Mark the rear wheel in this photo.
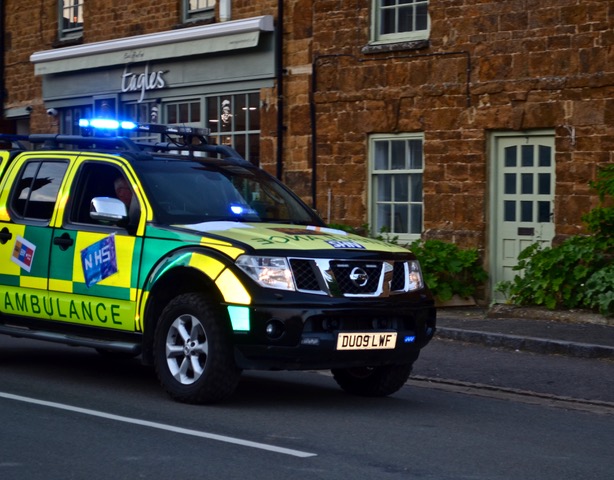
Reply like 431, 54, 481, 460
153, 293, 241, 404
331, 364, 413, 397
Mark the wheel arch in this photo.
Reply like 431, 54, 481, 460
140, 263, 234, 365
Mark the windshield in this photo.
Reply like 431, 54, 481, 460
136, 157, 324, 226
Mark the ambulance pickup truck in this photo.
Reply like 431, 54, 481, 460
0, 122, 436, 404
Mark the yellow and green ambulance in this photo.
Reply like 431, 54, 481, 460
0, 124, 436, 404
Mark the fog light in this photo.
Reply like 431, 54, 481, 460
321, 318, 340, 331
265, 320, 285, 339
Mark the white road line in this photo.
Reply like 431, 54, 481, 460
0, 391, 317, 458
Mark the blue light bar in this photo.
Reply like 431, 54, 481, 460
78, 119, 137, 130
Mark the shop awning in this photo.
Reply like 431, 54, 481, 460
31, 16, 274, 75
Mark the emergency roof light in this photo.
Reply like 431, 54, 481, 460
78, 118, 210, 137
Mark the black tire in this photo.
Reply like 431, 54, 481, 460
331, 364, 413, 397
153, 293, 241, 404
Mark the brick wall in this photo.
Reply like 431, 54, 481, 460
274, 0, 614, 250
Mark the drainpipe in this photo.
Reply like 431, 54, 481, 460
275, 0, 284, 180
219, 0, 231, 22
0, 0, 5, 119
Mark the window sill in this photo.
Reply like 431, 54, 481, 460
52, 36, 83, 49
362, 39, 430, 54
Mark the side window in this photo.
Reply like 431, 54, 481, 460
68, 162, 139, 229
10, 160, 69, 222
371, 0, 430, 44
183, 0, 216, 23
59, 0, 84, 40
369, 134, 424, 242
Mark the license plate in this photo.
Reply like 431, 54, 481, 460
336, 332, 397, 351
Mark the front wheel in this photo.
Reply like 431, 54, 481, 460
331, 364, 413, 397
153, 293, 241, 404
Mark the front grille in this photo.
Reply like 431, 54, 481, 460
290, 259, 320, 291
288, 257, 416, 298
330, 261, 382, 295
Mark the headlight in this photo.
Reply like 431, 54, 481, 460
407, 260, 424, 291
236, 255, 295, 291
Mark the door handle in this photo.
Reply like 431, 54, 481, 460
0, 227, 12, 245
53, 232, 74, 251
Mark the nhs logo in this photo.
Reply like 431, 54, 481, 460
80, 235, 118, 287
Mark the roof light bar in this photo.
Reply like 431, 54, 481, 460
78, 119, 210, 136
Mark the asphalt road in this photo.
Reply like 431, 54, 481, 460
0, 335, 612, 479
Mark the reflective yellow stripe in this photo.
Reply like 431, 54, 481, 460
21, 276, 47, 289
215, 269, 251, 305
49, 278, 73, 292
188, 253, 225, 278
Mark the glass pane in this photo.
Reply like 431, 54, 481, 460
409, 204, 423, 234
374, 142, 389, 170
380, 9, 395, 35
377, 175, 392, 201
398, 5, 413, 32
207, 98, 219, 132
394, 204, 408, 232
521, 145, 534, 167
504, 200, 515, 221
249, 133, 260, 166
408, 139, 423, 169
167, 105, 177, 124
394, 175, 409, 202
415, 3, 428, 30
538, 173, 550, 195
410, 174, 422, 202
504, 173, 516, 194
248, 93, 260, 130
190, 102, 201, 123
504, 146, 517, 167
377, 204, 392, 232
220, 97, 233, 132
538, 145, 551, 167
390, 141, 406, 169
521, 201, 533, 222
538, 201, 551, 223
178, 103, 188, 123
521, 173, 533, 194
235, 95, 247, 131
234, 134, 246, 159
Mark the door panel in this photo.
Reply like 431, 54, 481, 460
492, 134, 555, 301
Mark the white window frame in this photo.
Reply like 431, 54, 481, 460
205, 92, 261, 166
183, 0, 216, 23
59, 0, 84, 40
371, 0, 430, 45
369, 133, 425, 243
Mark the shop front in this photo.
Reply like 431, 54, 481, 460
30, 15, 275, 165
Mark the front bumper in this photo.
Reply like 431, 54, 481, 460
231, 298, 436, 370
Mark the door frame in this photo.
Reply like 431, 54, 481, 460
488, 129, 556, 303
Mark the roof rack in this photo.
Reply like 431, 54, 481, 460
0, 133, 29, 150
1, 123, 250, 165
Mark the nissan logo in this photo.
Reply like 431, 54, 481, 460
349, 267, 369, 287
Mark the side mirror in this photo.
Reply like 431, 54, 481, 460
90, 197, 128, 223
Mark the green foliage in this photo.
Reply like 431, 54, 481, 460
408, 239, 488, 302
499, 164, 614, 316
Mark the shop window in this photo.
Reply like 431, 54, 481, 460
183, 0, 216, 22
205, 93, 261, 166
59, 0, 84, 40
371, 0, 429, 44
60, 106, 93, 135
369, 134, 424, 241
124, 102, 162, 141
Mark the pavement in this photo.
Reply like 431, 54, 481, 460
435, 304, 614, 360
